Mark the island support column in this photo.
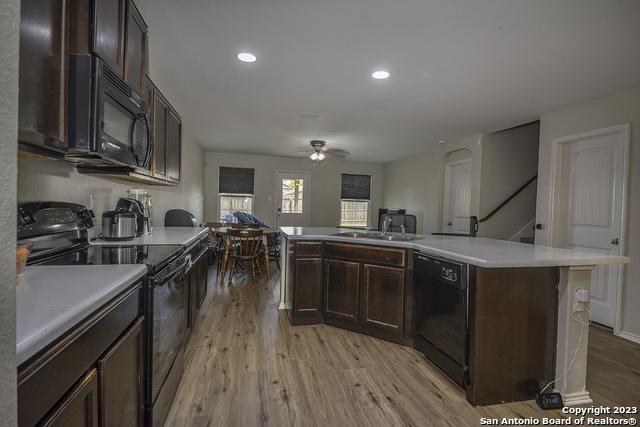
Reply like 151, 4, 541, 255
555, 265, 594, 406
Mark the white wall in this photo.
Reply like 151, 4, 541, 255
477, 122, 540, 239
535, 85, 640, 339
382, 135, 483, 234
0, 0, 19, 423
204, 152, 384, 228
18, 132, 205, 227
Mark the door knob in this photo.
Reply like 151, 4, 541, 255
611, 238, 620, 245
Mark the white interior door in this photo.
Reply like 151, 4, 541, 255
443, 159, 472, 233
564, 129, 626, 327
276, 172, 310, 228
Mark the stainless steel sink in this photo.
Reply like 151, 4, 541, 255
331, 231, 418, 241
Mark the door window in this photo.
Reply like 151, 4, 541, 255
281, 179, 304, 214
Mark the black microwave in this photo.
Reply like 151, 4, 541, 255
66, 54, 151, 170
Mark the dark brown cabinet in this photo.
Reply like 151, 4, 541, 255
148, 81, 182, 183
97, 318, 144, 427
324, 259, 360, 322
361, 264, 405, 333
166, 107, 182, 182
93, 0, 127, 76
187, 249, 209, 329
124, 0, 148, 96
41, 369, 99, 427
152, 91, 168, 179
294, 259, 323, 316
18, 283, 144, 427
18, 0, 69, 152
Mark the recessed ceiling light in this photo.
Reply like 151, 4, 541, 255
237, 52, 257, 63
372, 70, 390, 79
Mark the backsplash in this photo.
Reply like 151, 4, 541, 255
18, 134, 205, 229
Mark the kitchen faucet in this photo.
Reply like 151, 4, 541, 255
381, 216, 392, 235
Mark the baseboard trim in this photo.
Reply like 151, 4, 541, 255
616, 330, 640, 345
561, 390, 593, 406
509, 218, 536, 242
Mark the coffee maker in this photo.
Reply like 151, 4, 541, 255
115, 198, 145, 237
126, 189, 153, 234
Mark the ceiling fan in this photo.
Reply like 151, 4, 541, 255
296, 140, 350, 162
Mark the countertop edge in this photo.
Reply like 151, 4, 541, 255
279, 230, 630, 268
16, 265, 148, 366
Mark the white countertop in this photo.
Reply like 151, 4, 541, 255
279, 227, 630, 268
90, 226, 208, 246
16, 265, 147, 365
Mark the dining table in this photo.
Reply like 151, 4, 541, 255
211, 226, 279, 282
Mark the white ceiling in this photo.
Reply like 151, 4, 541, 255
137, 0, 640, 163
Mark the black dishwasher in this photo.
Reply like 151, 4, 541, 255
414, 252, 469, 386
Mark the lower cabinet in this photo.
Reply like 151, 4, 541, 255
98, 318, 144, 427
41, 369, 99, 427
361, 264, 405, 334
18, 283, 144, 427
324, 259, 360, 322
287, 242, 410, 343
188, 249, 209, 330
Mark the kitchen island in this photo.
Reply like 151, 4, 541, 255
279, 227, 629, 407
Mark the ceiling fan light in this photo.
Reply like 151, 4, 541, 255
309, 152, 319, 161
317, 152, 326, 161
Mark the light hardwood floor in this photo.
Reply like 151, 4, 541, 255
166, 268, 640, 426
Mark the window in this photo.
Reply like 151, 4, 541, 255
281, 178, 304, 214
219, 194, 253, 220
218, 167, 255, 221
340, 174, 371, 227
340, 199, 370, 227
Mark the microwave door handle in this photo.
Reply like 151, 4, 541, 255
141, 114, 152, 168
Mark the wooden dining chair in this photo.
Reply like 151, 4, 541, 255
226, 229, 264, 285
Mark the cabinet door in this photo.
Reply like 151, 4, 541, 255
41, 369, 99, 427
124, 0, 147, 95
152, 93, 168, 178
19, 0, 69, 149
188, 266, 198, 328
294, 258, 323, 316
324, 259, 360, 321
361, 265, 405, 334
97, 318, 144, 427
143, 76, 154, 111
94, 0, 126, 76
197, 255, 208, 308
166, 108, 182, 182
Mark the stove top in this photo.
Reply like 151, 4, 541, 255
31, 244, 184, 273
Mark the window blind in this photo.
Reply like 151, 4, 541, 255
341, 174, 371, 200
219, 167, 255, 194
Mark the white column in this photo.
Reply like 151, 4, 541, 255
555, 265, 594, 405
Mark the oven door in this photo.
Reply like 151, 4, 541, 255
147, 255, 189, 404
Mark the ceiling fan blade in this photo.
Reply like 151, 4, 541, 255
324, 148, 349, 159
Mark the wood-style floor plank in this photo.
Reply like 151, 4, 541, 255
166, 268, 640, 426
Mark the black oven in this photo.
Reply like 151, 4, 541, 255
67, 54, 151, 170
414, 252, 469, 386
145, 252, 190, 427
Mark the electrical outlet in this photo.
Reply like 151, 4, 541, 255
576, 288, 589, 303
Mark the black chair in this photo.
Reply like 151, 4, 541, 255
380, 213, 417, 234
164, 209, 198, 227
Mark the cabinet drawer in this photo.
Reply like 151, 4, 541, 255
324, 243, 405, 267
295, 241, 322, 258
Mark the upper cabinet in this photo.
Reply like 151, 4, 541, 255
18, 0, 69, 152
166, 107, 182, 182
19, 0, 181, 184
93, 0, 127, 77
124, 1, 148, 96
148, 78, 182, 183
